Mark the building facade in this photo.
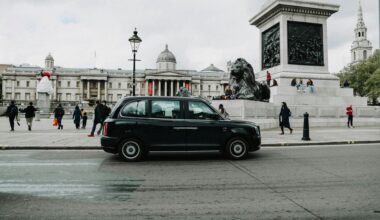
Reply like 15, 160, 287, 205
1, 45, 229, 107
351, 2, 372, 63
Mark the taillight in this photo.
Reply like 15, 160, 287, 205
103, 122, 108, 136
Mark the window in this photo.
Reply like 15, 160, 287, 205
364, 50, 367, 59
188, 101, 216, 120
58, 81, 61, 87
109, 82, 112, 89
118, 83, 121, 89
194, 85, 197, 89
108, 94, 113, 101
117, 94, 122, 100
66, 93, 71, 101
216, 85, 219, 90
26, 81, 30, 87
151, 100, 181, 119
57, 93, 62, 101
25, 93, 31, 100
76, 81, 80, 87
121, 100, 147, 117
6, 93, 11, 99
15, 93, 20, 100
208, 85, 211, 90
67, 81, 71, 87
17, 81, 20, 87
200, 85, 203, 90
358, 32, 361, 37
75, 94, 80, 101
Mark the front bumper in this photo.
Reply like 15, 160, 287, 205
101, 136, 119, 154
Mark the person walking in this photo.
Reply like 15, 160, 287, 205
23, 102, 37, 131
266, 71, 271, 86
72, 105, 81, 129
54, 104, 65, 130
88, 101, 103, 137
81, 109, 88, 129
346, 105, 354, 128
5, 100, 18, 131
97, 101, 111, 135
218, 104, 229, 119
279, 102, 293, 135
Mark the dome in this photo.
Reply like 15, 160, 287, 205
45, 53, 54, 61
156, 45, 176, 63
201, 64, 223, 72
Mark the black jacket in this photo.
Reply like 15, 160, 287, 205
54, 107, 65, 118
24, 106, 37, 118
6, 104, 18, 117
279, 107, 291, 128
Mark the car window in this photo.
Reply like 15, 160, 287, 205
120, 100, 147, 117
188, 101, 216, 120
151, 100, 182, 119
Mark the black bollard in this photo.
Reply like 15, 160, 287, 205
302, 112, 311, 141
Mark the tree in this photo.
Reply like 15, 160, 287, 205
337, 50, 380, 103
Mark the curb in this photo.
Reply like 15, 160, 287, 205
1, 140, 379, 150
261, 140, 380, 147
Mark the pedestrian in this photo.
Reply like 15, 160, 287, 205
307, 79, 315, 93
346, 104, 354, 128
296, 79, 305, 92
5, 100, 19, 131
266, 71, 271, 86
271, 79, 278, 87
22, 102, 37, 131
279, 102, 293, 135
72, 105, 81, 129
97, 101, 111, 135
218, 104, 229, 119
82, 112, 88, 129
291, 78, 297, 87
88, 100, 103, 137
343, 80, 350, 88
54, 104, 65, 130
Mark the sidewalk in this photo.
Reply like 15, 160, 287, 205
0, 117, 379, 149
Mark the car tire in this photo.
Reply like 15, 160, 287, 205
225, 137, 248, 160
118, 139, 144, 162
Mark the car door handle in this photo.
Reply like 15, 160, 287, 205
173, 127, 198, 130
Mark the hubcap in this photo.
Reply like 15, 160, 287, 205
230, 140, 246, 157
122, 141, 140, 159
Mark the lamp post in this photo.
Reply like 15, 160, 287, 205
128, 28, 142, 96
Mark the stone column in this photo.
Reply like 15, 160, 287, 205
97, 81, 101, 100
80, 80, 84, 102
54, 78, 58, 100
158, 80, 161, 96
170, 81, 173, 96
188, 81, 191, 94
145, 80, 149, 96
104, 81, 108, 101
152, 80, 156, 96
87, 80, 90, 99
199, 82, 201, 96
164, 80, 167, 96
11, 80, 15, 100
176, 81, 179, 92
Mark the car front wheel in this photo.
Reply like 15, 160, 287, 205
225, 137, 248, 160
119, 139, 144, 162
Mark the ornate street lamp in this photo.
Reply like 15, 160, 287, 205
128, 28, 142, 96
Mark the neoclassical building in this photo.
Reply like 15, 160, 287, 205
351, 2, 372, 63
1, 45, 229, 107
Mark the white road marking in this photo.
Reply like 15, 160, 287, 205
0, 162, 98, 167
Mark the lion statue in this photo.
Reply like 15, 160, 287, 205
229, 58, 270, 101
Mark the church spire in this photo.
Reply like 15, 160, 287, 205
356, 1, 366, 30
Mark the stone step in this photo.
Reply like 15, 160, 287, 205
270, 86, 354, 96
271, 94, 367, 106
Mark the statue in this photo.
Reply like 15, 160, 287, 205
229, 58, 270, 101
36, 71, 54, 114
176, 87, 190, 97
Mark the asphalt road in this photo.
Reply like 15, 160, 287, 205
0, 144, 379, 220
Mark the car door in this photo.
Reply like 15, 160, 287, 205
147, 99, 187, 151
185, 100, 223, 151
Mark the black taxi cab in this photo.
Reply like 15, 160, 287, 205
101, 97, 261, 161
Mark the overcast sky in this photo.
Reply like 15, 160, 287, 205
0, 0, 378, 73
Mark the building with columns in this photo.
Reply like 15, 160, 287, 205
1, 45, 229, 107
351, 1, 372, 63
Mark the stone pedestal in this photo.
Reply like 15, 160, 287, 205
249, 0, 368, 107
37, 92, 51, 114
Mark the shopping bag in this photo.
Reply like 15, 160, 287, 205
53, 118, 58, 126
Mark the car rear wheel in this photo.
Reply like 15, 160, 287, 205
225, 137, 248, 160
118, 139, 144, 162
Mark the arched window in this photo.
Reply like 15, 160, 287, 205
362, 32, 364, 37
363, 50, 367, 59
358, 32, 361, 37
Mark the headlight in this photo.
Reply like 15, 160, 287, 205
254, 126, 260, 137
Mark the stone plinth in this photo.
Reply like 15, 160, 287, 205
36, 92, 51, 114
